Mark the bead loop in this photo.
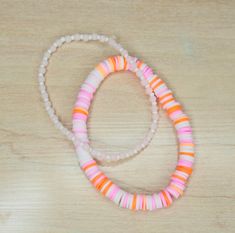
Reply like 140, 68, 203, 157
38, 33, 159, 162
73, 55, 195, 211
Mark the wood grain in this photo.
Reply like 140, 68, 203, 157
0, 0, 234, 232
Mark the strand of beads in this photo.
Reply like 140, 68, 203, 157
73, 55, 195, 211
73, 55, 159, 161
38, 33, 158, 162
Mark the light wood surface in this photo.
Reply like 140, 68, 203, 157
0, 1, 235, 232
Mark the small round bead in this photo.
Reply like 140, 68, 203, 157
92, 33, 98, 40
83, 34, 89, 41
74, 34, 80, 40
65, 36, 71, 43
70, 35, 75, 41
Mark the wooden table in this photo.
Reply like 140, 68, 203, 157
0, 1, 234, 232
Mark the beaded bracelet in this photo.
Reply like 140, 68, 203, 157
38, 33, 158, 162
73, 55, 194, 211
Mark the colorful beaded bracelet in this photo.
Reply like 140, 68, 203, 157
73, 55, 195, 211
38, 33, 158, 162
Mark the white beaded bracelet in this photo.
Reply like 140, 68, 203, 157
38, 33, 159, 162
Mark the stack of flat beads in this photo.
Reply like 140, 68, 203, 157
73, 55, 194, 211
